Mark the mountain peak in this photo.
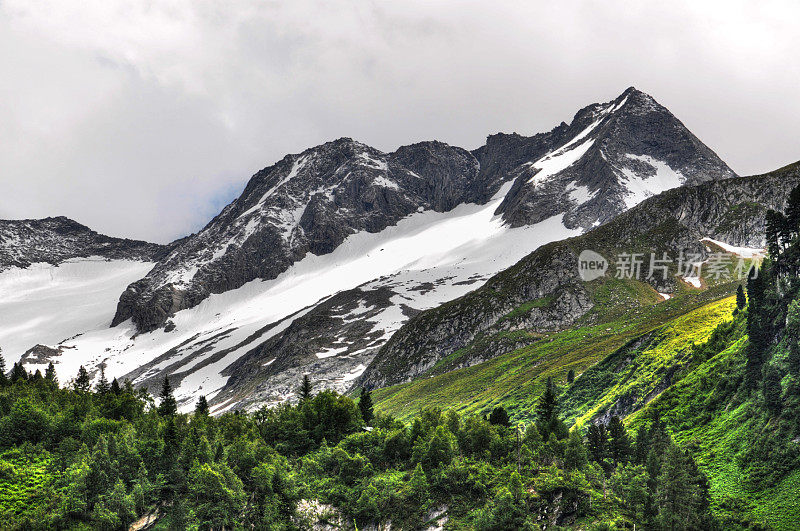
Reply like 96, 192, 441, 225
618, 85, 660, 109
495, 86, 736, 229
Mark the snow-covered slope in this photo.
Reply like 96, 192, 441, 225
47, 183, 580, 411
0, 258, 155, 366
112, 139, 487, 333
6, 87, 738, 412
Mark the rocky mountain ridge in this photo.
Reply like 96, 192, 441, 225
112, 87, 735, 335
495, 87, 736, 229
112, 138, 489, 332
0, 216, 168, 270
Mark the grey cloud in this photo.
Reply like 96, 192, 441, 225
1, 0, 798, 243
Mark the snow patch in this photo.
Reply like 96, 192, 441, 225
568, 184, 595, 204
522, 94, 635, 187
316, 345, 349, 359
682, 276, 702, 288
358, 152, 388, 171
527, 137, 595, 185
618, 154, 683, 208
372, 175, 400, 190
341, 364, 366, 382
700, 238, 765, 258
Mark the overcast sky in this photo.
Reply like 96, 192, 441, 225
2, 1, 798, 243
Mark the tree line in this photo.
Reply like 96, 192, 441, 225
0, 359, 715, 529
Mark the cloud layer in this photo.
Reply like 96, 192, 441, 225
2, 0, 798, 243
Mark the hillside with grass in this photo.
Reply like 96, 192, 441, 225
370, 180, 800, 528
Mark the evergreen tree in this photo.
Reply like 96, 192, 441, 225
685, 449, 713, 521
567, 369, 575, 384
786, 184, 800, 232
634, 424, 650, 464
95, 365, 110, 395
788, 299, 800, 374
0, 351, 7, 385
158, 376, 178, 417
44, 361, 57, 384
358, 388, 374, 425
736, 284, 747, 310
535, 378, 568, 440
110, 377, 121, 395
488, 406, 510, 427
298, 374, 313, 402
74, 365, 91, 392
645, 448, 661, 493
564, 429, 588, 470
586, 423, 608, 463
536, 377, 558, 423
763, 367, 783, 414
195, 395, 210, 416
608, 415, 632, 466
765, 209, 785, 260
535, 377, 558, 438
745, 265, 768, 389
10, 362, 28, 383
656, 444, 695, 531
647, 413, 671, 458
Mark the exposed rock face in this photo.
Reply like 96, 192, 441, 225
0, 216, 167, 270
494, 87, 737, 229
112, 139, 487, 332
19, 344, 64, 366
358, 163, 800, 389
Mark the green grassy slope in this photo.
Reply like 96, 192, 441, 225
626, 327, 800, 529
566, 296, 737, 427
373, 284, 737, 423
369, 164, 800, 527
374, 290, 800, 527
372, 283, 800, 527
